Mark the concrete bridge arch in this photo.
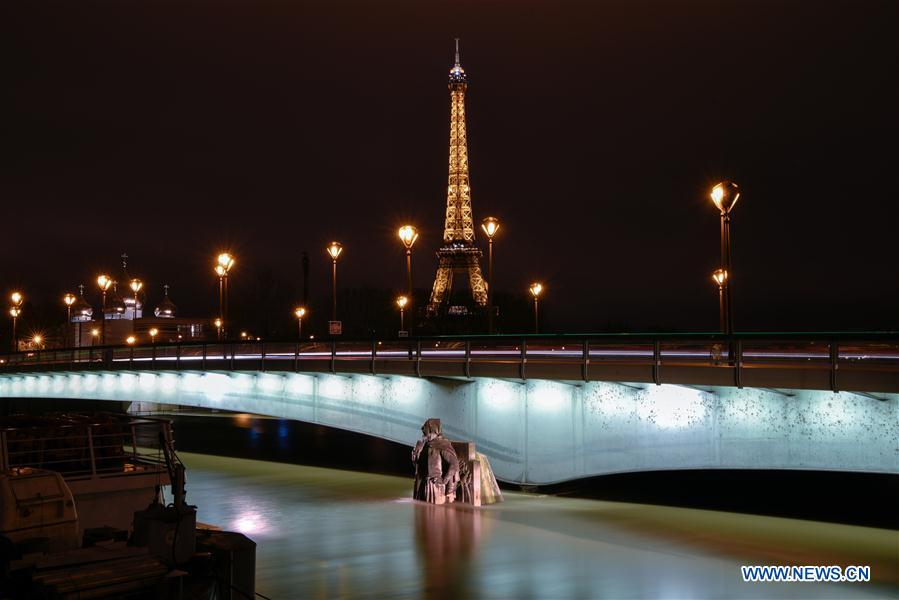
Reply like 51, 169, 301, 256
1, 370, 896, 484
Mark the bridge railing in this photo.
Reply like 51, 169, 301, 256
1, 333, 898, 393
0, 414, 173, 480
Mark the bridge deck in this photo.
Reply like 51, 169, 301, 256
2, 334, 898, 393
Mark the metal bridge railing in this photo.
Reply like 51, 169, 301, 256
0, 414, 173, 478
1, 333, 898, 393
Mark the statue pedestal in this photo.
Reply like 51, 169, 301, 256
451, 441, 503, 506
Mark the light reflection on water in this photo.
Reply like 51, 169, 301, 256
180, 452, 896, 599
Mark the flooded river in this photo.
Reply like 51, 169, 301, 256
180, 450, 898, 599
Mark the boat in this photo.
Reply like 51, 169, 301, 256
0, 413, 255, 599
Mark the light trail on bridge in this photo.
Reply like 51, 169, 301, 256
4, 333, 899, 394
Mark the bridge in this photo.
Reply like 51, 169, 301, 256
1, 333, 897, 484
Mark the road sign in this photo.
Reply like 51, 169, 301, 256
328, 321, 342, 335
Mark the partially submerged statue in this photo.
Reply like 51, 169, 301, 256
412, 418, 503, 506
412, 418, 460, 504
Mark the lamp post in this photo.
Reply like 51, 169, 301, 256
294, 307, 306, 340
90, 328, 100, 347
326, 242, 343, 328
63, 292, 76, 348
215, 253, 235, 339
9, 292, 24, 352
710, 181, 741, 335
396, 295, 408, 332
63, 293, 76, 322
481, 217, 500, 333
398, 225, 418, 330
214, 318, 223, 340
129, 278, 143, 321
126, 335, 136, 346
149, 328, 159, 345
529, 282, 543, 334
97, 274, 112, 344
32, 334, 44, 350
711, 269, 728, 333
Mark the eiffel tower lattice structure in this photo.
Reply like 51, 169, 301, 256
428, 40, 488, 315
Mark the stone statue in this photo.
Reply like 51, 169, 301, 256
412, 418, 460, 504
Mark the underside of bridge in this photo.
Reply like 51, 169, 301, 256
1, 370, 896, 484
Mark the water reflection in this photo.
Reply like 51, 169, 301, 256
414, 502, 485, 598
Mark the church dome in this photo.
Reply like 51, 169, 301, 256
72, 294, 93, 321
105, 285, 127, 316
154, 285, 177, 318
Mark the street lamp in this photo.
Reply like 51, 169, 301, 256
97, 274, 112, 344
149, 327, 159, 345
126, 335, 136, 345
128, 278, 143, 320
396, 295, 408, 332
481, 217, 500, 333
711, 269, 728, 332
326, 242, 343, 328
32, 334, 44, 349
294, 307, 307, 340
63, 293, 76, 321
398, 225, 418, 330
90, 328, 100, 346
529, 282, 543, 334
214, 318, 223, 340
710, 181, 741, 334
9, 292, 24, 352
63, 292, 77, 348
215, 252, 235, 339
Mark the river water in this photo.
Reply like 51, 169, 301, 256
171, 417, 898, 599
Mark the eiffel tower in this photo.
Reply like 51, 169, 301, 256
428, 40, 488, 315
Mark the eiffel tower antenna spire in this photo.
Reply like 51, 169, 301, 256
428, 40, 488, 315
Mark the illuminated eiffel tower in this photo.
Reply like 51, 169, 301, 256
428, 40, 488, 315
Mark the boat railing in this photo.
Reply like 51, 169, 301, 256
0, 414, 173, 480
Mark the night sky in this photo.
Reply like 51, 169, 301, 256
3, 1, 897, 336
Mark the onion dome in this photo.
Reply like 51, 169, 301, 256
106, 283, 127, 316
154, 285, 177, 318
72, 289, 93, 322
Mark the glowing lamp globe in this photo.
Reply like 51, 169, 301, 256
711, 181, 741, 214
398, 226, 419, 249
326, 242, 343, 260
